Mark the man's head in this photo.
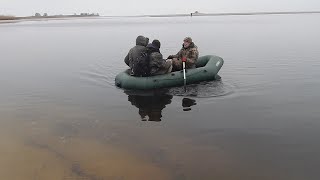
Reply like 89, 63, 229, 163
136, 35, 149, 46
183, 37, 192, 48
152, 39, 161, 49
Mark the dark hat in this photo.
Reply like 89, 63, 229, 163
152, 39, 161, 49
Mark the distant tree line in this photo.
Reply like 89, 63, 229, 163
34, 13, 99, 17
0, 15, 16, 20
79, 13, 99, 16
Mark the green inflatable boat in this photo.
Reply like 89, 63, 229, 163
115, 55, 224, 90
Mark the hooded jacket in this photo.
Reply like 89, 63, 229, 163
124, 36, 149, 69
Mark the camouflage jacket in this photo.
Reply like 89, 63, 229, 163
146, 44, 166, 75
172, 42, 199, 68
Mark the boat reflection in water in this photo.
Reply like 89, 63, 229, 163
125, 89, 198, 121
125, 90, 173, 122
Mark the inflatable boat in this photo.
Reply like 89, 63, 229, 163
115, 55, 224, 90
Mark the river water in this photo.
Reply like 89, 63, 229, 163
1, 14, 320, 180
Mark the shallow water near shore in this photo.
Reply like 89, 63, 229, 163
1, 14, 320, 180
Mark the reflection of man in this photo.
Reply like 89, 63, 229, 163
127, 93, 173, 122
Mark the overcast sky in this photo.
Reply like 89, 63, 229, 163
1, 0, 320, 16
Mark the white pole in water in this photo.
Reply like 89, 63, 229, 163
182, 58, 187, 92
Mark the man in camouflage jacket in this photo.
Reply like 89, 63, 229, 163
168, 37, 199, 71
124, 35, 149, 73
147, 39, 172, 76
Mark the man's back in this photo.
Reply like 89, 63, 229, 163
124, 35, 149, 75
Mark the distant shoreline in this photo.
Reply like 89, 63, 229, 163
0, 14, 99, 23
1, 11, 320, 23
147, 11, 320, 17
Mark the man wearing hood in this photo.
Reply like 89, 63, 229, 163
147, 39, 172, 76
168, 37, 199, 71
124, 35, 149, 74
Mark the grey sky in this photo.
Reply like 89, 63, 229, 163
1, 0, 320, 16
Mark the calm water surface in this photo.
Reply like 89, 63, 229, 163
1, 14, 320, 180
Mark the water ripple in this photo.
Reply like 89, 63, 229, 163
79, 61, 123, 88
168, 79, 235, 98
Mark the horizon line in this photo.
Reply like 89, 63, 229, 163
2, 10, 320, 17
